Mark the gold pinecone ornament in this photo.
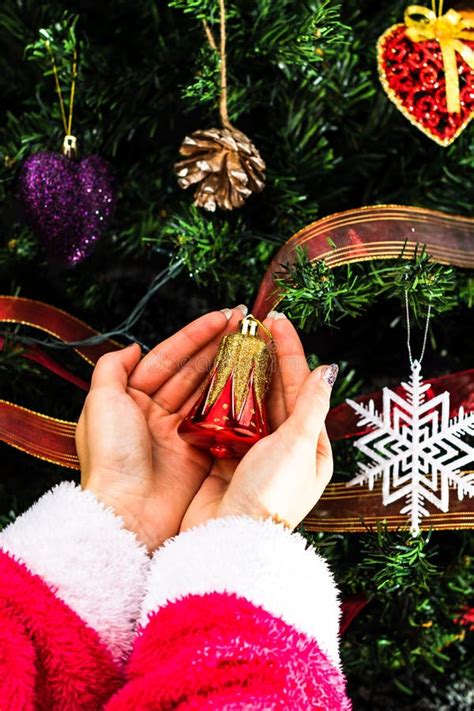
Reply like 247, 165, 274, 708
175, 127, 266, 212
174, 0, 266, 212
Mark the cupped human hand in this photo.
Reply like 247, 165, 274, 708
77, 306, 246, 552
180, 314, 336, 532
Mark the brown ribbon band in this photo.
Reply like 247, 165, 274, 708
305, 480, 474, 532
252, 204, 474, 318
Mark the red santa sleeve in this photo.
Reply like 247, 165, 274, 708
106, 515, 352, 710
0, 481, 150, 710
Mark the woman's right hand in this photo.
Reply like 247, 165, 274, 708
180, 315, 337, 532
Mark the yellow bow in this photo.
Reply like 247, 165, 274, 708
404, 6, 474, 114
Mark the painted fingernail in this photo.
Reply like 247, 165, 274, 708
220, 308, 232, 320
273, 311, 287, 320
322, 363, 339, 388
235, 304, 248, 316
266, 310, 278, 319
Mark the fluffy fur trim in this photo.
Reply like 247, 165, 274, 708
0, 481, 149, 665
141, 515, 342, 667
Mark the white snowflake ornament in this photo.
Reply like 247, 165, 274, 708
347, 360, 474, 534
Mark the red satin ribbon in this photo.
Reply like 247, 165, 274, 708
0, 337, 89, 392
0, 399, 78, 469
0, 296, 122, 467
252, 204, 474, 318
0, 296, 121, 365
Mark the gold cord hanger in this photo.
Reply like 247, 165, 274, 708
46, 41, 78, 158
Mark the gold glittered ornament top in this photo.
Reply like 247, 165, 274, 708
206, 314, 272, 414
174, 0, 266, 211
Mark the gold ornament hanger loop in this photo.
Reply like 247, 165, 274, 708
239, 314, 273, 342
46, 41, 78, 157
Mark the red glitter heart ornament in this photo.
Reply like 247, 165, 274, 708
377, 22, 474, 146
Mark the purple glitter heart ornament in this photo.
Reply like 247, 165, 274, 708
20, 151, 116, 266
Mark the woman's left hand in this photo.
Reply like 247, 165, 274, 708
178, 314, 334, 532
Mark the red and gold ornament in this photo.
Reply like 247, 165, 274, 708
178, 314, 273, 459
377, 4, 474, 146
174, 0, 266, 211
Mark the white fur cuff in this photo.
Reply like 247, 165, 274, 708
0, 481, 149, 666
141, 516, 342, 667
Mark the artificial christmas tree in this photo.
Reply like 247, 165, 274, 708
0, 1, 473, 708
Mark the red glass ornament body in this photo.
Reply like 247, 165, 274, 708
178, 316, 272, 459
